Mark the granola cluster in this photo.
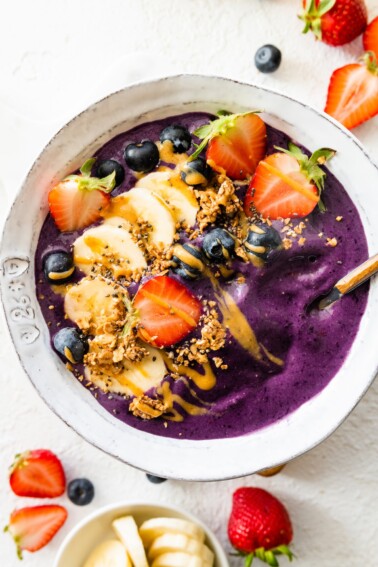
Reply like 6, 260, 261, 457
195, 177, 242, 231
165, 302, 227, 372
129, 395, 169, 420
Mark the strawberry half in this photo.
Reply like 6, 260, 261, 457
300, 0, 367, 46
9, 449, 66, 498
192, 111, 267, 180
48, 158, 115, 232
363, 16, 378, 58
5, 505, 67, 559
245, 143, 335, 220
228, 487, 293, 567
324, 52, 378, 129
134, 275, 202, 347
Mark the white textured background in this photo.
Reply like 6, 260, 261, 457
1, 1, 378, 566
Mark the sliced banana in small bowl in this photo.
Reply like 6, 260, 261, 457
53, 502, 229, 567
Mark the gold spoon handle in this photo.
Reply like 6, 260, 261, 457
336, 253, 378, 295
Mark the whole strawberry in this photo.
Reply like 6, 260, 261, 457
300, 0, 367, 46
228, 487, 294, 566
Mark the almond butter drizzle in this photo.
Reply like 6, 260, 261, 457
163, 353, 216, 391
157, 381, 208, 422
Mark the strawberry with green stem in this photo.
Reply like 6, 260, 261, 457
244, 143, 335, 220
48, 157, 116, 232
299, 0, 367, 46
228, 487, 294, 567
192, 111, 267, 180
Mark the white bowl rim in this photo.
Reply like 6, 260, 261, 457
53, 499, 230, 567
1, 73, 377, 481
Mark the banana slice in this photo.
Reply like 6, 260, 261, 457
64, 276, 128, 335
104, 216, 132, 231
83, 539, 131, 567
136, 171, 198, 227
112, 516, 149, 567
148, 533, 214, 565
139, 518, 205, 549
73, 224, 147, 279
84, 344, 166, 397
104, 188, 176, 248
151, 552, 204, 567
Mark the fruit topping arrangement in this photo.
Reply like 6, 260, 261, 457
5, 448, 95, 558
83, 514, 215, 567
228, 487, 294, 567
34, 102, 371, 440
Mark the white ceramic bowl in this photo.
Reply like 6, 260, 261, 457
53, 501, 229, 567
1, 75, 378, 480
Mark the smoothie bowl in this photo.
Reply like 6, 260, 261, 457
1, 75, 378, 480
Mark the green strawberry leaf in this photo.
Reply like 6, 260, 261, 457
66, 157, 116, 194
265, 550, 279, 567
299, 0, 335, 38
316, 0, 336, 17
361, 51, 378, 75
275, 545, 295, 561
191, 110, 261, 160
80, 157, 97, 177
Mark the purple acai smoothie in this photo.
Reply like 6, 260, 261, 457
35, 112, 368, 440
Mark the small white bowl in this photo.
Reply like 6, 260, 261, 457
53, 501, 229, 567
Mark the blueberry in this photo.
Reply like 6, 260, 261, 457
244, 223, 282, 261
68, 478, 95, 506
146, 474, 167, 484
43, 251, 74, 284
124, 141, 159, 173
181, 157, 213, 187
53, 327, 88, 364
171, 243, 205, 280
202, 228, 235, 264
96, 159, 125, 187
255, 45, 282, 73
160, 124, 192, 154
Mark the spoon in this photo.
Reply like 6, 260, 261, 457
314, 253, 378, 310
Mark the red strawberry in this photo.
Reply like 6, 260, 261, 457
9, 449, 66, 498
300, 0, 367, 46
324, 53, 378, 129
193, 111, 267, 180
5, 505, 67, 559
363, 17, 378, 59
363, 16, 378, 59
134, 275, 202, 347
228, 487, 293, 566
48, 158, 115, 232
245, 143, 335, 220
